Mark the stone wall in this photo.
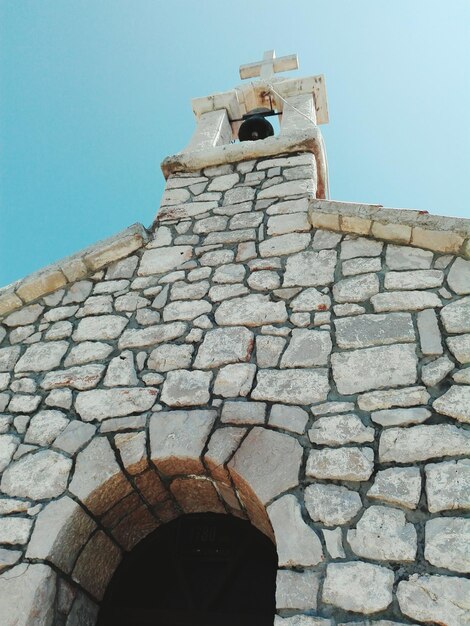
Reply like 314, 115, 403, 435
0, 152, 469, 625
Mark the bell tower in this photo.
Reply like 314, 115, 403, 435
160, 49, 329, 200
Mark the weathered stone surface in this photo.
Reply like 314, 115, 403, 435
193, 216, 228, 234
0, 516, 33, 544
15, 341, 68, 372
268, 494, 323, 567
275, 617, 331, 626
440, 296, 470, 333
215, 294, 287, 327
228, 427, 302, 504
0, 346, 21, 371
247, 270, 280, 291
333, 273, 379, 303
72, 530, 122, 600
0, 548, 21, 572
114, 431, 147, 474
426, 459, 470, 513
371, 407, 430, 427
322, 562, 394, 613
275, 570, 320, 611
280, 329, 331, 368
103, 352, 138, 387
64, 341, 113, 367
42, 364, 105, 390
348, 505, 417, 561
447, 333, 470, 363
309, 414, 374, 445
417, 308, 443, 355
255, 335, 286, 368
342, 256, 381, 276
0, 434, 19, 472
259, 233, 310, 259
284, 250, 337, 286
340, 237, 382, 260
163, 299, 212, 322
385, 269, 443, 290
148, 344, 193, 372
251, 368, 329, 405
8, 394, 41, 413
138, 246, 193, 275
194, 327, 254, 368
371, 291, 441, 312
386, 244, 433, 269
221, 400, 266, 424
368, 467, 421, 509
335, 313, 414, 349
1, 450, 72, 499
453, 368, 470, 384
75, 388, 157, 421
267, 212, 310, 236
307, 447, 374, 481
0, 563, 56, 626
161, 370, 212, 407
269, 404, 308, 434
53, 421, 96, 455
208, 283, 249, 301
291, 287, 330, 312
311, 401, 356, 415
26, 496, 96, 572
25, 410, 69, 445
358, 386, 430, 411
447, 257, 470, 294
45, 320, 73, 340
118, 322, 186, 349
73, 315, 128, 342
150, 410, 216, 475
66, 592, 99, 626
213, 363, 256, 397
44, 304, 78, 322
425, 517, 470, 573
305, 483, 362, 526
397, 574, 470, 624
322, 527, 345, 559
433, 385, 470, 423
332, 343, 417, 394
380, 424, 470, 463
3, 304, 44, 327
421, 355, 454, 386
212, 264, 245, 284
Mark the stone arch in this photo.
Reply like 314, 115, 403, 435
12, 413, 316, 625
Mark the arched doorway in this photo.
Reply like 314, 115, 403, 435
97, 512, 278, 626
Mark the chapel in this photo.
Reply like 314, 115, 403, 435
0, 50, 469, 625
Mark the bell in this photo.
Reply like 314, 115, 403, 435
238, 115, 274, 142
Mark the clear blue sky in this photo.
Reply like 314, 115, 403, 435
1, 0, 469, 286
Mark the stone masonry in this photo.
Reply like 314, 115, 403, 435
0, 152, 469, 625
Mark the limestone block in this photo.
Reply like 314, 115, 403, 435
228, 427, 302, 504
368, 467, 421, 509
150, 410, 216, 475
72, 315, 128, 342
0, 516, 32, 544
304, 483, 362, 526
275, 570, 320, 610
0, 563, 56, 626
433, 385, 470, 423
0, 346, 21, 371
257, 178, 314, 199
194, 327, 254, 369
447, 334, 470, 363
193, 215, 228, 234
251, 368, 329, 405
15, 340, 68, 372
269, 405, 308, 434
255, 335, 286, 368
212, 264, 246, 286
114, 292, 149, 312
280, 329, 331, 368
309, 414, 374, 445
331, 343, 417, 394
138, 246, 193, 275
3, 303, 44, 327
200, 249, 235, 266
440, 296, 470, 333
215, 294, 287, 327
417, 308, 443, 355
44, 304, 79, 322
322, 527, 345, 559
358, 386, 430, 411
221, 400, 266, 424
16, 269, 67, 303
447, 257, 470, 294
379, 424, 470, 463
163, 299, 212, 322
63, 341, 112, 367
170, 477, 225, 515
203, 228, 256, 246
348, 505, 417, 561
0, 373, 10, 391
371, 407, 431, 427
333, 303, 366, 316
311, 401, 356, 415
385, 244, 433, 269
322, 562, 394, 613
45, 320, 73, 340
25, 410, 69, 445
160, 369, 212, 407
342, 256, 382, 276
75, 387, 157, 421
284, 250, 337, 286
118, 322, 186, 349
106, 255, 139, 279
340, 237, 383, 260
72, 530, 122, 600
371, 291, 441, 312
425, 517, 470, 573
425, 460, 470, 512
267, 213, 310, 236
76, 295, 113, 317
1, 450, 72, 499
335, 312, 414, 349
208, 283, 249, 301
453, 368, 470, 384
291, 287, 330, 312
307, 447, 374, 481
371, 220, 412, 244
411, 226, 464, 254
259, 233, 310, 258
223, 186, 255, 205
103, 352, 138, 386
268, 494, 323, 567
397, 574, 470, 624
311, 230, 342, 250
8, 394, 41, 413
148, 344, 193, 372
0, 290, 22, 317
213, 363, 256, 397
62, 280, 93, 304
114, 431, 147, 475
0, 434, 19, 472
0, 548, 21, 573
333, 273, 379, 303
204, 426, 246, 480
385, 269, 443, 290
421, 355, 454, 386
53, 421, 96, 455
42, 364, 106, 390
161, 187, 191, 205
247, 270, 280, 291
26, 496, 96, 573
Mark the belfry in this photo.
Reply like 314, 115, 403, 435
0, 51, 469, 625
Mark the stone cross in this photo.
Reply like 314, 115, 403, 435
239, 49, 299, 81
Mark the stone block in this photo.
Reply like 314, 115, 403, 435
215, 294, 287, 326
447, 257, 470, 294
335, 312, 414, 349
221, 400, 266, 424
447, 333, 470, 363
385, 244, 433, 269
268, 404, 308, 434
384, 269, 443, 290
417, 308, 443, 355
433, 385, 470, 423
379, 424, 470, 463
305, 483, 362, 526
368, 467, 421, 509
15, 341, 68, 372
425, 460, 470, 512
283, 250, 337, 286
259, 233, 311, 258
440, 295, 470, 333
72, 531, 122, 600
119, 322, 187, 349
138, 246, 193, 275
148, 344, 194, 372
411, 226, 464, 254
1, 450, 72, 500
251, 368, 329, 405
371, 291, 441, 312
213, 363, 256, 397
371, 407, 430, 427
75, 388, 157, 421
358, 386, 430, 411
309, 414, 374, 445
161, 369, 212, 407
425, 517, 470, 573
275, 570, 320, 610
0, 563, 56, 626
16, 269, 67, 303
306, 447, 374, 481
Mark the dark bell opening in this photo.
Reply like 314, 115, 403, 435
238, 115, 275, 142
97, 513, 278, 626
